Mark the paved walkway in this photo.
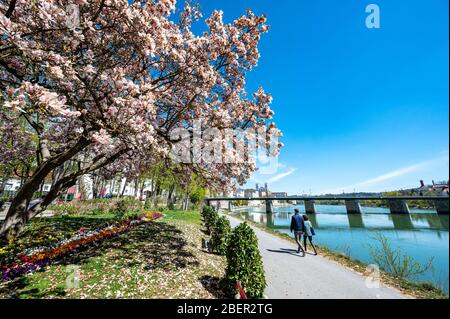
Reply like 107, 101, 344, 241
0, 203, 9, 220
226, 214, 408, 299
0, 204, 56, 221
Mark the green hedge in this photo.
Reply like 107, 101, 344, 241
201, 205, 218, 234
211, 216, 232, 255
222, 222, 266, 298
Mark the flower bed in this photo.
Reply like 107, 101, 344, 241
1, 212, 162, 282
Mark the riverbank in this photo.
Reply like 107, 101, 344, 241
225, 211, 448, 299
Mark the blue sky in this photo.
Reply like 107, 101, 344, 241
186, 0, 449, 195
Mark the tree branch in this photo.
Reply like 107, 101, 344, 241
4, 0, 16, 18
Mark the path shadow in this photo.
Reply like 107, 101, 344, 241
0, 276, 67, 299
279, 248, 298, 252
55, 221, 199, 270
266, 248, 305, 257
199, 275, 226, 298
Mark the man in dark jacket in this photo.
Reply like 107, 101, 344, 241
290, 208, 306, 254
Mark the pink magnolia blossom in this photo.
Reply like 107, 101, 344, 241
0, 0, 282, 237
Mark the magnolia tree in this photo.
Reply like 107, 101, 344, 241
0, 0, 282, 239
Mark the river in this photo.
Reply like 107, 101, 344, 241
234, 204, 449, 294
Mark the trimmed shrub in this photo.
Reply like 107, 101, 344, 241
48, 199, 116, 215
201, 205, 213, 220
167, 202, 175, 210
114, 199, 128, 219
211, 216, 232, 255
222, 222, 266, 298
201, 205, 218, 234
113, 197, 142, 219
91, 206, 105, 215
144, 197, 152, 210
53, 202, 78, 215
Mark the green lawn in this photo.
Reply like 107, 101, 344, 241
0, 209, 226, 299
161, 210, 202, 225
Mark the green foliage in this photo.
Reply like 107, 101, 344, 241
144, 197, 152, 210
114, 197, 143, 219
189, 187, 206, 207
167, 201, 175, 210
368, 232, 434, 280
48, 199, 113, 215
222, 222, 266, 298
50, 202, 79, 215
211, 216, 232, 255
201, 205, 218, 234
163, 210, 202, 225
47, 198, 144, 218
91, 206, 105, 215
232, 200, 249, 207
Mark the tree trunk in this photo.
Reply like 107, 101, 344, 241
183, 194, 189, 210
153, 182, 161, 208
0, 139, 125, 239
139, 179, 146, 201
121, 177, 128, 197
166, 185, 175, 207
134, 178, 139, 198
0, 173, 77, 240
111, 177, 116, 197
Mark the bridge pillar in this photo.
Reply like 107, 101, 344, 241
304, 200, 317, 214
387, 199, 410, 214
347, 214, 365, 228
434, 198, 449, 215
205, 199, 211, 207
266, 211, 275, 228
265, 200, 274, 214
345, 200, 362, 214
390, 213, 414, 230
438, 215, 449, 231
309, 213, 319, 228
228, 201, 233, 212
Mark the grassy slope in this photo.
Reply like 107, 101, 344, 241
0, 210, 226, 299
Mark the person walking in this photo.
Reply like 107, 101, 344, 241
290, 208, 306, 255
302, 215, 317, 255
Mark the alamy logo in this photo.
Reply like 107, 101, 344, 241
366, 4, 381, 29
365, 264, 381, 289
65, 265, 81, 289
66, 4, 80, 30
169, 119, 280, 175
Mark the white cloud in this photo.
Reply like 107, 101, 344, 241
323, 155, 449, 194
267, 168, 297, 184
247, 165, 297, 186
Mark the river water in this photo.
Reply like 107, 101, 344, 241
234, 204, 449, 294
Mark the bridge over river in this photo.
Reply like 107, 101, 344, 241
205, 196, 449, 215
